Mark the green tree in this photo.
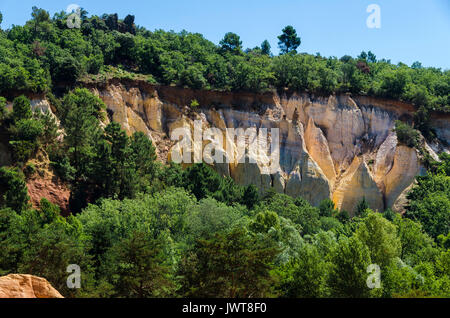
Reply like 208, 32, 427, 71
18, 217, 90, 297
0, 167, 30, 212
367, 51, 377, 63
355, 212, 401, 267
249, 210, 303, 264
219, 32, 242, 54
278, 25, 301, 54
29, 7, 52, 39
43, 44, 82, 84
7, 102, 44, 162
60, 88, 105, 211
180, 64, 207, 89
328, 236, 372, 298
319, 199, 337, 217
358, 51, 368, 61
183, 163, 222, 200
106, 231, 174, 298
394, 120, 420, 148
61, 88, 104, 177
12, 95, 33, 121
261, 40, 271, 55
104, 13, 119, 31
405, 166, 450, 239
394, 217, 434, 265
123, 14, 136, 34
337, 210, 350, 223
78, 188, 195, 267
250, 210, 280, 234
281, 244, 329, 297
255, 194, 320, 235
383, 208, 396, 221
382, 259, 422, 297
179, 228, 279, 297
10, 118, 44, 142
159, 162, 184, 188
0, 209, 42, 274
186, 197, 244, 242
114, 32, 136, 62
38, 198, 59, 224
379, 67, 409, 99
242, 184, 259, 210
230, 54, 274, 92
129, 131, 157, 188
355, 197, 370, 217
93, 122, 134, 200
212, 176, 243, 206
35, 110, 60, 149
407, 191, 450, 239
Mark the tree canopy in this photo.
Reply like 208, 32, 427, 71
0, 7, 449, 299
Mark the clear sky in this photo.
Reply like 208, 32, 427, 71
0, 0, 449, 69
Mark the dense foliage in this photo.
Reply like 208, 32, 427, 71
0, 7, 449, 299
0, 158, 449, 297
0, 94, 449, 298
0, 8, 448, 137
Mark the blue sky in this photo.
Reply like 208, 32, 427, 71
0, 0, 449, 69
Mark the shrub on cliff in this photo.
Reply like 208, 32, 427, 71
394, 120, 420, 148
7, 96, 46, 163
12, 95, 32, 122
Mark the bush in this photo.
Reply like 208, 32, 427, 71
180, 65, 207, 89
9, 140, 38, 163
190, 99, 199, 108
23, 162, 36, 177
12, 95, 33, 121
12, 118, 44, 141
394, 121, 420, 148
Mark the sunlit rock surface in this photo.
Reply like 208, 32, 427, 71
0, 274, 63, 298
86, 81, 449, 212
23, 79, 448, 213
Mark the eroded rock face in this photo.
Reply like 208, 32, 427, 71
84, 81, 449, 212
384, 146, 422, 209
431, 113, 450, 143
20, 80, 446, 213
24, 151, 71, 215
332, 158, 384, 214
285, 152, 331, 206
0, 274, 63, 298
91, 86, 156, 144
304, 118, 336, 187
373, 132, 398, 186
27, 176, 70, 215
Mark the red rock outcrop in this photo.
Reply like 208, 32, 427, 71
27, 176, 70, 215
0, 274, 63, 298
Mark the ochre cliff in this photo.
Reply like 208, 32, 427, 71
21, 79, 450, 214
0, 274, 63, 298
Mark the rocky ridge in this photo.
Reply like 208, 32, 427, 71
11, 79, 449, 214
